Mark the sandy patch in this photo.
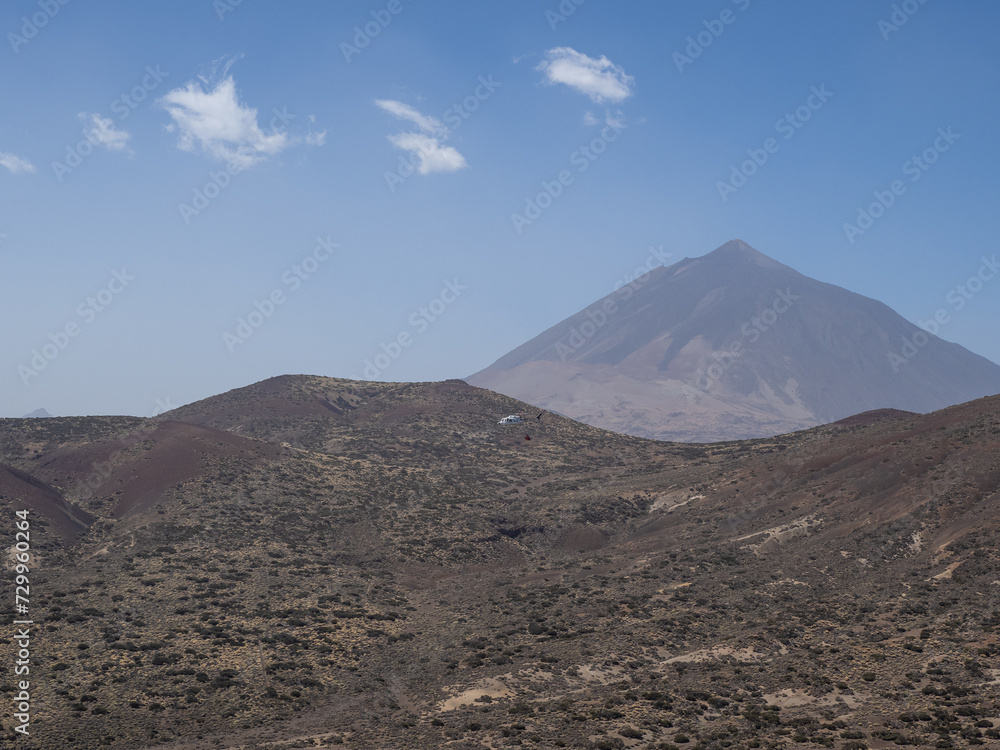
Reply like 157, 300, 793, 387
930, 559, 963, 580
438, 661, 623, 713
651, 493, 704, 513
767, 578, 810, 587
438, 677, 513, 711
763, 688, 861, 709
763, 688, 816, 707
932, 540, 954, 565
574, 664, 623, 683
659, 645, 767, 663
6, 546, 38, 569
982, 669, 1000, 686
736, 515, 822, 555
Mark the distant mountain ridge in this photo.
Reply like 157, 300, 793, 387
469, 239, 1000, 441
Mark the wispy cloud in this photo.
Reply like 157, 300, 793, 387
375, 99, 468, 175
0, 151, 36, 175
605, 110, 626, 131
159, 75, 322, 169
80, 113, 132, 153
374, 99, 445, 138
387, 132, 467, 173
537, 47, 634, 104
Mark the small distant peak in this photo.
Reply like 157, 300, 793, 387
23, 408, 53, 418
710, 238, 760, 256
701, 239, 794, 272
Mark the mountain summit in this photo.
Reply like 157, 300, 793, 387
469, 240, 1000, 441
700, 238, 794, 270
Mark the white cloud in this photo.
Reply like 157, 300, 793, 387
537, 47, 634, 104
375, 99, 445, 138
387, 133, 467, 174
376, 99, 468, 175
304, 130, 327, 147
80, 113, 132, 153
159, 76, 322, 169
0, 151, 36, 174
583, 109, 629, 129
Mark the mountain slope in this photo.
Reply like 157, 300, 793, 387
0, 462, 92, 544
0, 415, 285, 551
468, 239, 1000, 441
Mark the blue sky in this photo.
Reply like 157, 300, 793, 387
2, 0, 999, 417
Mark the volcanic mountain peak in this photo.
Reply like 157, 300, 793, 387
469, 239, 1000, 441
670, 239, 800, 278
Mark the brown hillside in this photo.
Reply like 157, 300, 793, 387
1, 380, 999, 749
